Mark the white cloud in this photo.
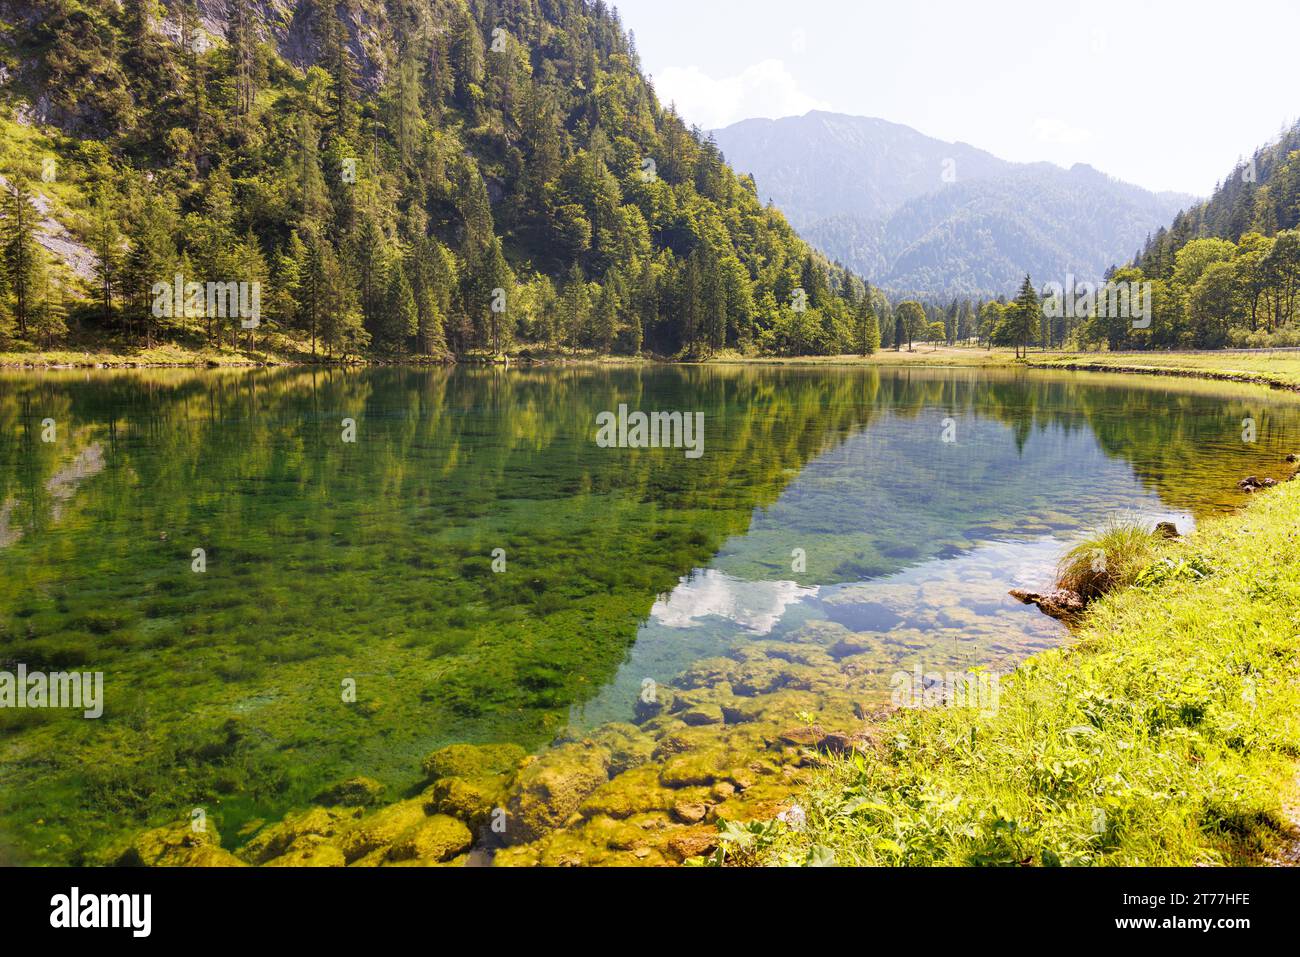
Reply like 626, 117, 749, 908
1033, 116, 1093, 146
650, 569, 818, 635
651, 59, 831, 130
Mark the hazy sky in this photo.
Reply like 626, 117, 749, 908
611, 0, 1300, 197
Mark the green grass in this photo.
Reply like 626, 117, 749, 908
765, 481, 1300, 866
1056, 520, 1163, 601
1027, 351, 1300, 391
0, 326, 444, 368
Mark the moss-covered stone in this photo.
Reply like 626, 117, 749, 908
663, 825, 721, 863
503, 741, 611, 844
263, 838, 346, 867
315, 776, 385, 807
578, 766, 708, 819
420, 743, 527, 782
118, 822, 245, 867
659, 744, 769, 788
829, 633, 886, 659
240, 807, 359, 865
674, 658, 736, 690
338, 799, 430, 863
633, 685, 676, 723
586, 723, 655, 776
386, 814, 474, 863
423, 775, 506, 830
491, 844, 541, 867
680, 704, 724, 726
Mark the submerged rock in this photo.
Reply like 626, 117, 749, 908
633, 684, 676, 722
578, 766, 692, 820
386, 815, 473, 863
338, 799, 430, 863
671, 800, 708, 824
263, 838, 346, 867
240, 807, 359, 864
680, 704, 725, 726
503, 741, 612, 844
829, 633, 885, 659
664, 826, 721, 863
585, 723, 655, 775
118, 821, 245, 867
421, 743, 527, 782
424, 776, 507, 830
315, 776, 384, 807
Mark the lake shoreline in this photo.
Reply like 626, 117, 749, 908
9, 346, 1300, 394
764, 475, 1300, 866
1024, 357, 1300, 394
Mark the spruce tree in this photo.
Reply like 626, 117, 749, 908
855, 290, 880, 356
2, 178, 40, 339
1009, 275, 1041, 358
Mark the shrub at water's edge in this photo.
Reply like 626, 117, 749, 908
762, 480, 1300, 866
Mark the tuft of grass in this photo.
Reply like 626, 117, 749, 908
766, 485, 1300, 866
1056, 519, 1162, 600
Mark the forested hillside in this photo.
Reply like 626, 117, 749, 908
1087, 119, 1300, 351
0, 0, 875, 359
1136, 119, 1300, 275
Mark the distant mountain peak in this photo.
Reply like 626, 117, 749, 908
711, 112, 1195, 298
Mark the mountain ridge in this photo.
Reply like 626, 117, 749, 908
711, 110, 1197, 298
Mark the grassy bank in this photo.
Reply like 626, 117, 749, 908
10, 340, 1300, 389
1024, 351, 1300, 391
705, 346, 1014, 367
763, 479, 1300, 866
1, 328, 332, 368
0, 330, 460, 368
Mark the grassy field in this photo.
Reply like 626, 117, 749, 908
705, 345, 1011, 366
761, 477, 1300, 866
714, 346, 1300, 391
1025, 351, 1300, 391
0, 329, 455, 368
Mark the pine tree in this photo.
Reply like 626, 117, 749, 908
234, 230, 269, 350
2, 178, 40, 339
464, 236, 514, 353
393, 42, 423, 166
594, 270, 619, 353
298, 228, 329, 355
228, 0, 258, 122
271, 230, 306, 332
854, 289, 880, 356
90, 187, 121, 327
1008, 275, 1041, 358
177, 0, 209, 170
353, 215, 388, 337
293, 112, 331, 225
408, 238, 452, 356
376, 261, 418, 354
317, 0, 357, 140
559, 263, 590, 352
121, 189, 177, 347
29, 251, 66, 347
